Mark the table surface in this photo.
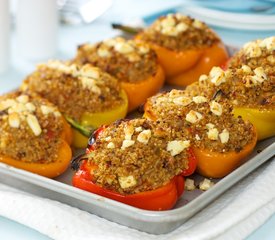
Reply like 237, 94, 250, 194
0, 0, 274, 239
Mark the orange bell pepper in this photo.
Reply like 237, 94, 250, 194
72, 160, 185, 210
167, 42, 229, 86
194, 126, 257, 178
0, 140, 72, 178
60, 117, 73, 145
121, 64, 165, 112
149, 43, 203, 78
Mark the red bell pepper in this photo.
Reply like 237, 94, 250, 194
73, 160, 185, 211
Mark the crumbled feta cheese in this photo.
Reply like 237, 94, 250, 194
186, 110, 203, 124
185, 178, 196, 191
135, 127, 143, 132
192, 19, 204, 29
114, 42, 134, 54
199, 74, 208, 83
8, 112, 20, 128
175, 22, 188, 33
124, 125, 134, 140
8, 102, 27, 114
207, 128, 219, 140
241, 65, 252, 74
40, 105, 54, 115
80, 66, 100, 79
195, 134, 201, 141
107, 142, 115, 149
97, 48, 111, 58
244, 42, 262, 58
127, 53, 141, 62
210, 101, 223, 116
0, 99, 16, 111
259, 36, 275, 51
209, 67, 226, 86
81, 77, 101, 94
253, 67, 267, 83
121, 140, 135, 150
138, 46, 149, 54
167, 140, 190, 157
25, 102, 36, 112
137, 129, 151, 144
192, 96, 208, 104
26, 114, 42, 136
199, 178, 214, 191
105, 136, 111, 141
16, 95, 29, 104
219, 129, 230, 144
206, 123, 215, 129
118, 175, 137, 189
160, 17, 176, 28
172, 96, 192, 106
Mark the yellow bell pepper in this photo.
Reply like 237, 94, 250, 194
233, 107, 275, 140
70, 90, 128, 148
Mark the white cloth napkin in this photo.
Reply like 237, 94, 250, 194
0, 157, 275, 240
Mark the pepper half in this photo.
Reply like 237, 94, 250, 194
71, 89, 128, 148
166, 42, 229, 86
194, 126, 257, 178
0, 140, 72, 178
73, 160, 185, 211
233, 107, 275, 140
135, 14, 229, 86
121, 64, 165, 112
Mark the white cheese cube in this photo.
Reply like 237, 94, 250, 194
118, 175, 137, 189
186, 110, 203, 124
26, 114, 42, 136
167, 140, 190, 157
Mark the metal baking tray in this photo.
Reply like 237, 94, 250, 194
0, 136, 274, 234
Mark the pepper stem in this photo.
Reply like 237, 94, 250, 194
111, 23, 143, 35
65, 116, 94, 137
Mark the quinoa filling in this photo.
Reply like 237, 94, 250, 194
229, 37, 275, 73
185, 65, 275, 109
86, 118, 191, 194
0, 92, 64, 163
146, 89, 255, 153
74, 37, 158, 83
138, 14, 220, 51
22, 61, 125, 121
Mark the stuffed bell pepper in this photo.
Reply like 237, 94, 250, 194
229, 36, 275, 71
21, 61, 128, 148
144, 89, 257, 178
185, 63, 275, 140
72, 118, 197, 210
0, 91, 72, 178
136, 13, 229, 86
74, 37, 165, 112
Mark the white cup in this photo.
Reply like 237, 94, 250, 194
0, 0, 10, 73
16, 0, 58, 60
